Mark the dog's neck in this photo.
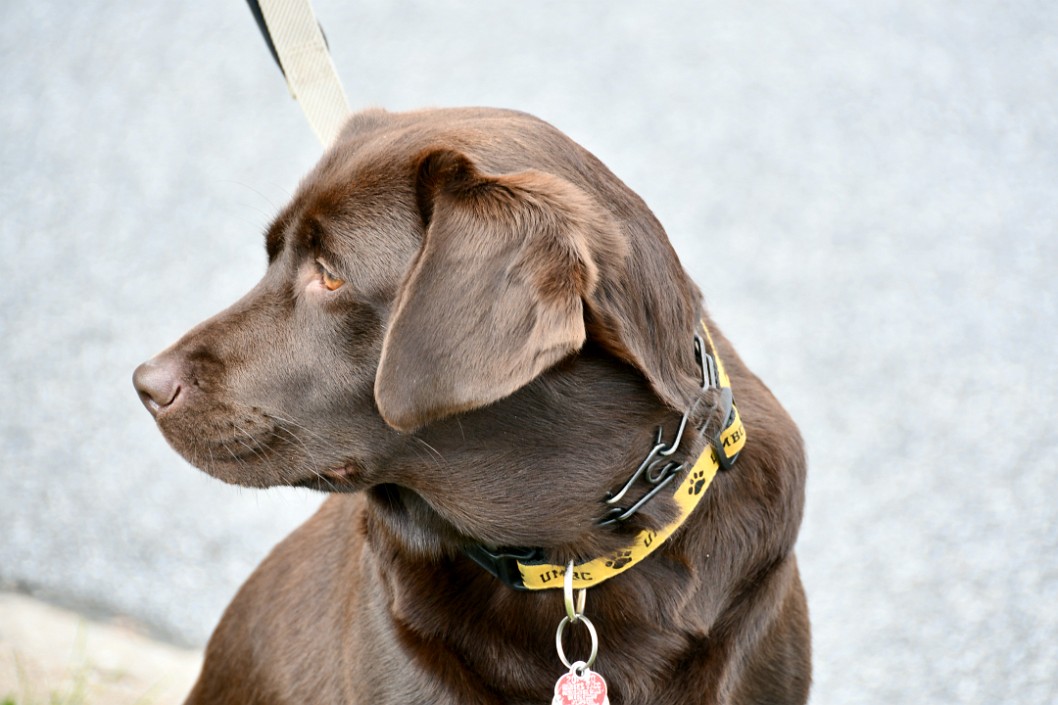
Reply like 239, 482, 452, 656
361, 341, 739, 604
355, 339, 756, 702
356, 355, 725, 701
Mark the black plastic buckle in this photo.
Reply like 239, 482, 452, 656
462, 544, 543, 591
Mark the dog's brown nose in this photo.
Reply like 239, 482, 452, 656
133, 358, 183, 417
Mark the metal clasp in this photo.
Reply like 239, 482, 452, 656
600, 417, 689, 526
600, 330, 716, 526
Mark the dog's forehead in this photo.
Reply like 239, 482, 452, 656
265, 142, 417, 259
263, 107, 588, 275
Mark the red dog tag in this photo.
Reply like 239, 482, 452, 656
551, 664, 610, 705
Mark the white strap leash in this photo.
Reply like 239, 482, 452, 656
256, 0, 351, 146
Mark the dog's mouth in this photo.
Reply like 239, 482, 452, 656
156, 408, 366, 491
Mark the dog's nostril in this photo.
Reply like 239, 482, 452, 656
133, 359, 183, 418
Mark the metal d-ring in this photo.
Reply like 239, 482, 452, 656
563, 560, 587, 622
555, 613, 599, 670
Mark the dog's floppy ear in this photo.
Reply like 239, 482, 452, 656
374, 150, 626, 432
580, 228, 706, 416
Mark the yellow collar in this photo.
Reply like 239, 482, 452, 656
464, 320, 746, 591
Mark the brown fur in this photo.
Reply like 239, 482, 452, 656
133, 107, 810, 704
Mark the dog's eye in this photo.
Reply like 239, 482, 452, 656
316, 260, 345, 291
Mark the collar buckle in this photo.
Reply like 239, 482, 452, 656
463, 544, 544, 591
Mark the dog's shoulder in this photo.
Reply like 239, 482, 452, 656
186, 496, 367, 704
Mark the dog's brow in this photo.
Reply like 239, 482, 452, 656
303, 219, 323, 250
265, 211, 293, 262
294, 218, 341, 262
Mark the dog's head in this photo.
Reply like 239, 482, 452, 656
134, 108, 704, 537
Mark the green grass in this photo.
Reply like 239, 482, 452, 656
2, 621, 159, 705
4, 629, 89, 705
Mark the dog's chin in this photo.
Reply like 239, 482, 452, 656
185, 453, 371, 493
193, 460, 286, 489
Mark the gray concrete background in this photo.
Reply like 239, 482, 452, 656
2, 1, 1056, 703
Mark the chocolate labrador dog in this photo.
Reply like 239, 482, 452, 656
134, 107, 809, 704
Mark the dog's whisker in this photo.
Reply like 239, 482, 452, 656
267, 417, 329, 467
217, 440, 244, 468
231, 422, 269, 464
262, 412, 331, 444
218, 178, 281, 212
414, 437, 446, 467
269, 422, 340, 492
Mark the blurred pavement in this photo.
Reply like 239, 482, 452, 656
1, 1, 1056, 703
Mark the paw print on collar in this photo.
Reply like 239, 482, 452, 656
605, 549, 634, 570
688, 469, 707, 496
